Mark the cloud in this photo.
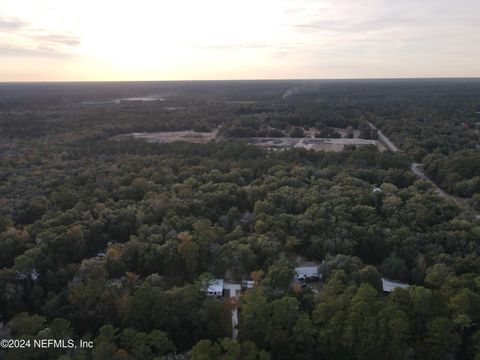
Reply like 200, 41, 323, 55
197, 41, 269, 51
0, 46, 73, 57
0, 16, 28, 30
293, 16, 411, 34
281, 0, 480, 58
0, 15, 81, 57
32, 34, 81, 47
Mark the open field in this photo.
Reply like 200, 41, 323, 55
112, 131, 217, 144
112, 130, 384, 152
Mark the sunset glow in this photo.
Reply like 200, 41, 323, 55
1, 0, 479, 81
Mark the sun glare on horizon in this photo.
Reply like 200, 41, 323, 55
0, 0, 479, 81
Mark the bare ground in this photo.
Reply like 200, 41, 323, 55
112, 130, 384, 152
112, 131, 216, 144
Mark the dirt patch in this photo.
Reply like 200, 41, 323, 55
112, 131, 216, 144
112, 130, 383, 152
225, 101, 258, 105
239, 137, 382, 152
304, 127, 361, 139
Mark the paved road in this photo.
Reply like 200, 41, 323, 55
411, 163, 463, 207
367, 121, 400, 152
368, 121, 479, 219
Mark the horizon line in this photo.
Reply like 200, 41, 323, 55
1, 76, 480, 84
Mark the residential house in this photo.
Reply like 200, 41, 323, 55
207, 279, 224, 297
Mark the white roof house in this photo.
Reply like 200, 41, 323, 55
295, 267, 320, 280
207, 279, 224, 297
381, 278, 410, 293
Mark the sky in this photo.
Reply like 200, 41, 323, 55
0, 0, 479, 81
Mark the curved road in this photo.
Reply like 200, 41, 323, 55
367, 121, 480, 219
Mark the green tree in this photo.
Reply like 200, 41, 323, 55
8, 312, 46, 335
264, 258, 295, 293
423, 317, 461, 360
425, 264, 454, 288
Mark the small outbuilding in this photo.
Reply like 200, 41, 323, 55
242, 280, 255, 289
381, 278, 410, 293
295, 267, 320, 281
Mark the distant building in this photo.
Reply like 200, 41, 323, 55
242, 280, 255, 289
295, 267, 320, 281
381, 278, 410, 293
15, 268, 39, 281
207, 279, 224, 297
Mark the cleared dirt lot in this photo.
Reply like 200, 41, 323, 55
112, 131, 216, 144
240, 137, 383, 152
112, 131, 385, 152
303, 127, 361, 139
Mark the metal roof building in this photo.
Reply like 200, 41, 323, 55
381, 278, 410, 293
295, 266, 320, 280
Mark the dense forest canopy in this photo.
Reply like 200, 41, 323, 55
1, 79, 480, 359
